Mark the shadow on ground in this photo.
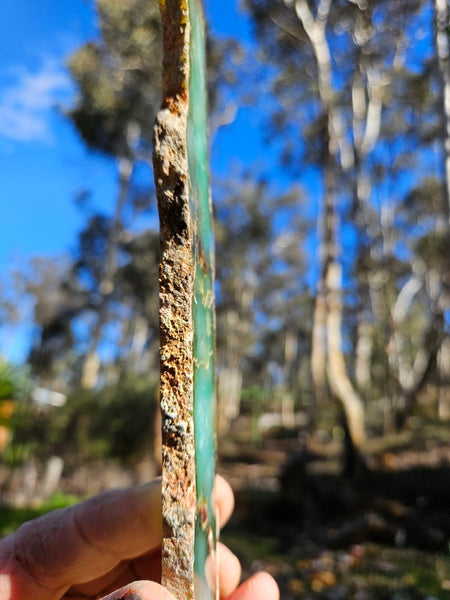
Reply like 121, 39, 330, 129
220, 444, 450, 599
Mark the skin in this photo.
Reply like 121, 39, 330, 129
0, 476, 279, 600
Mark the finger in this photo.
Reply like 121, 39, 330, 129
217, 543, 241, 597
214, 475, 234, 528
132, 548, 163, 582
224, 572, 280, 600
0, 480, 162, 599
69, 560, 131, 599
101, 580, 175, 600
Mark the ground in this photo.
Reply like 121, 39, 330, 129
0, 412, 449, 599
219, 415, 450, 599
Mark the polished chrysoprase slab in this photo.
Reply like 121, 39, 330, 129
153, 0, 217, 599
188, 0, 217, 598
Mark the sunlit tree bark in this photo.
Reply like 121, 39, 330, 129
287, 0, 366, 456
435, 0, 450, 226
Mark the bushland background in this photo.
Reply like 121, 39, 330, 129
0, 1, 449, 598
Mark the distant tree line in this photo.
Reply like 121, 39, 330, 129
2, 0, 448, 472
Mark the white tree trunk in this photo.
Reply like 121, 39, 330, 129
289, 0, 366, 454
311, 290, 328, 404
217, 309, 244, 433
281, 329, 297, 427
326, 262, 366, 448
217, 366, 243, 434
435, 0, 450, 226
355, 321, 373, 392
81, 350, 101, 390
438, 336, 450, 420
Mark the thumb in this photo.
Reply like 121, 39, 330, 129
101, 580, 177, 600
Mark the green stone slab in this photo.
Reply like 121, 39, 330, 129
153, 1, 217, 599
188, 0, 217, 598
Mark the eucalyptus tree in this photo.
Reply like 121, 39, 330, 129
243, 0, 445, 461
434, 0, 450, 416
435, 0, 450, 225
65, 0, 236, 391
356, 4, 450, 427
214, 179, 309, 432
30, 1, 249, 414
383, 178, 449, 427
214, 180, 273, 432
27, 256, 89, 387
27, 200, 162, 391
244, 0, 370, 455
67, 0, 163, 387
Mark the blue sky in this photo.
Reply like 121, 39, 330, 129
0, 1, 269, 362
0, 1, 256, 260
0, 1, 443, 365
0, 1, 111, 260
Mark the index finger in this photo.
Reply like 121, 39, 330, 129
0, 479, 162, 600
214, 475, 234, 529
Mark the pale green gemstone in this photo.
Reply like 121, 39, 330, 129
187, 1, 217, 599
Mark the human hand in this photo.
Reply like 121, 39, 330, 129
0, 475, 279, 600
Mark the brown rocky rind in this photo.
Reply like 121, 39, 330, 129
153, 1, 196, 599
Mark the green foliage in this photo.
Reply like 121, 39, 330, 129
0, 492, 80, 538
240, 385, 272, 413
402, 177, 445, 221
67, 0, 230, 159
89, 374, 158, 461
68, 0, 162, 157
0, 360, 31, 401
1, 441, 36, 470
414, 229, 450, 267
11, 0, 448, 456
11, 375, 158, 465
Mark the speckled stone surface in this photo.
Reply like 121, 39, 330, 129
153, 1, 217, 599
